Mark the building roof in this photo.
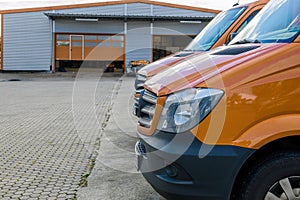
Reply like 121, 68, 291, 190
0, 0, 220, 14
44, 12, 214, 21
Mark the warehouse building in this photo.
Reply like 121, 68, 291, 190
0, 0, 218, 72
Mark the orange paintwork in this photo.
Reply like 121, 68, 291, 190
145, 44, 285, 95
143, 42, 300, 149
232, 115, 300, 149
138, 0, 269, 78
294, 34, 300, 43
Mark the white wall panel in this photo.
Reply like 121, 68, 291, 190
3, 12, 52, 71
126, 22, 152, 66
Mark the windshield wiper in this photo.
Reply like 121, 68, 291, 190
231, 39, 261, 45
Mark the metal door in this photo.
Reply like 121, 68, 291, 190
70, 35, 84, 60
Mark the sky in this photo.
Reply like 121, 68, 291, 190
0, 0, 256, 11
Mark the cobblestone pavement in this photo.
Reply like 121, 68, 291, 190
0, 73, 122, 199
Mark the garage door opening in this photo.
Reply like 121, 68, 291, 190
55, 33, 125, 73
153, 35, 196, 61
56, 60, 124, 73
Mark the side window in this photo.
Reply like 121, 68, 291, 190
235, 9, 261, 34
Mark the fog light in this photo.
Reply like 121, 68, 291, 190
165, 165, 178, 177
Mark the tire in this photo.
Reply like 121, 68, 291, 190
236, 151, 300, 200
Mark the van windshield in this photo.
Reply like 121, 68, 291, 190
230, 0, 300, 44
185, 6, 246, 51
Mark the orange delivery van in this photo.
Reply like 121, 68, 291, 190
135, 0, 300, 199
134, 0, 269, 99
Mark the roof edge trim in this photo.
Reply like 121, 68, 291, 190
0, 0, 220, 15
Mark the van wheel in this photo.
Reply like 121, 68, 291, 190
236, 152, 300, 200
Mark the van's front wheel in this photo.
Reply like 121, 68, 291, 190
237, 152, 300, 200
265, 176, 300, 200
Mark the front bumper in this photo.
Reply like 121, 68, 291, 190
136, 131, 255, 200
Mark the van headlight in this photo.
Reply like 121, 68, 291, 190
157, 88, 224, 133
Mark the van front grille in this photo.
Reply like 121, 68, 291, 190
138, 90, 157, 128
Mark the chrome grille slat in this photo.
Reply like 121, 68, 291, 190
142, 91, 157, 105
137, 83, 144, 88
134, 97, 139, 103
138, 117, 152, 128
138, 90, 158, 128
135, 89, 143, 94
142, 95, 156, 105
137, 75, 147, 82
141, 105, 155, 117
135, 74, 147, 90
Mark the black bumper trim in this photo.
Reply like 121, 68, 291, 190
136, 131, 255, 200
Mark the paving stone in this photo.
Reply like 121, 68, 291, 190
43, 188, 53, 192
32, 190, 43, 194
19, 196, 30, 200
48, 192, 60, 197
6, 182, 16, 186
25, 189, 35, 193
2, 186, 12, 190
19, 184, 30, 188
57, 194, 67, 198
47, 197, 58, 200
41, 191, 51, 196
17, 187, 27, 191
30, 193, 41, 198
2, 197, 12, 200
66, 194, 76, 199
14, 183, 24, 188
23, 193, 33, 196
15, 191, 24, 195
9, 187, 20, 191
3, 194, 12, 198
37, 196, 49, 200
27, 186, 38, 189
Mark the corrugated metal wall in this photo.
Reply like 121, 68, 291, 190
126, 22, 152, 66
152, 5, 215, 17
55, 19, 124, 34
56, 3, 214, 17
56, 4, 125, 15
127, 3, 151, 15
3, 11, 52, 71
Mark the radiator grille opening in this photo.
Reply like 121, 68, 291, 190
138, 90, 158, 128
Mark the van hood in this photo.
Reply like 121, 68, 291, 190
138, 51, 204, 77
144, 43, 287, 96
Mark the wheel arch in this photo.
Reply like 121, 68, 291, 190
230, 135, 300, 199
